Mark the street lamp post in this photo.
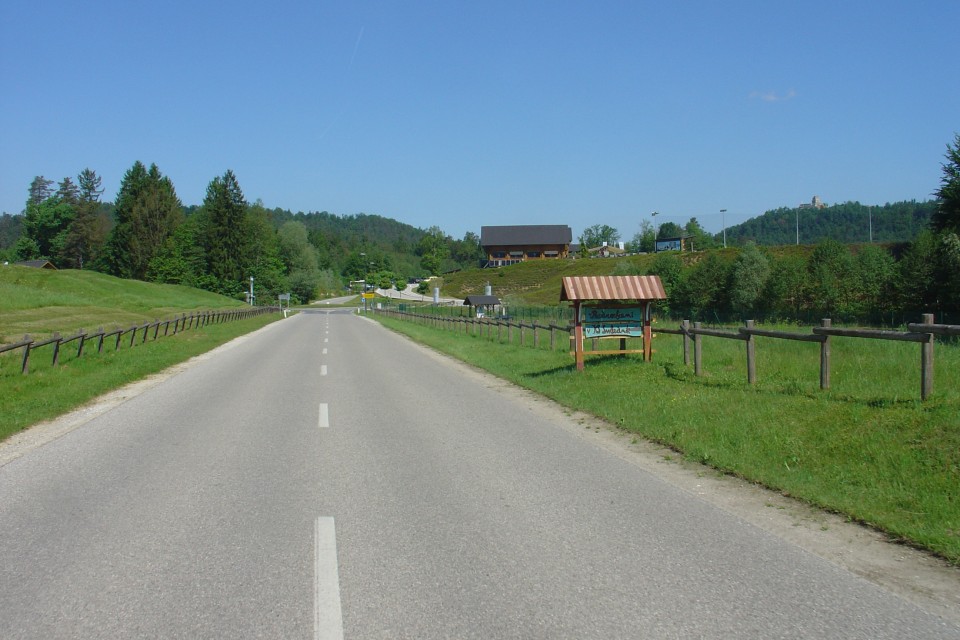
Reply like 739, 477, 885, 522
868, 206, 873, 243
651, 211, 659, 252
720, 209, 727, 248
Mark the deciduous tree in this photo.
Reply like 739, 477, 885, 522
729, 243, 770, 315
579, 224, 620, 249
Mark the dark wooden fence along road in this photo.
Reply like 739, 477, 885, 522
374, 308, 959, 401
0, 307, 280, 374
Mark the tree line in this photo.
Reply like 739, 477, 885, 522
620, 134, 960, 324
4, 163, 484, 303
4, 132, 959, 315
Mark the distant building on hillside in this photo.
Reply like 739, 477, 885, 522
480, 225, 573, 267
15, 260, 57, 269
798, 195, 826, 210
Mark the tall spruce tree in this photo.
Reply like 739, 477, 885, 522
78, 168, 104, 203
932, 133, 960, 235
203, 170, 248, 291
56, 177, 79, 205
101, 161, 182, 279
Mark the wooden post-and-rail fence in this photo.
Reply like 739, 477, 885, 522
656, 313, 956, 401
376, 307, 958, 401
0, 307, 280, 375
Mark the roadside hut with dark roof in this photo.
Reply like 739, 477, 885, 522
463, 294, 501, 318
560, 275, 667, 370
15, 260, 57, 270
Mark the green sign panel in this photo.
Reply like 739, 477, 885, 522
582, 307, 643, 338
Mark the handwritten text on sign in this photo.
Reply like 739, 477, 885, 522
582, 307, 643, 338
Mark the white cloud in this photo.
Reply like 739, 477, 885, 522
750, 89, 797, 102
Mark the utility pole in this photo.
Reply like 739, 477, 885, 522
720, 209, 727, 248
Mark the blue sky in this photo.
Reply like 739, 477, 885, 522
2, 1, 957, 242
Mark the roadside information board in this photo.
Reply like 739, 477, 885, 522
582, 307, 643, 338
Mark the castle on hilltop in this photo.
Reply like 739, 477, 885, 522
798, 195, 826, 210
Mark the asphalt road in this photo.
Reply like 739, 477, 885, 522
0, 311, 957, 639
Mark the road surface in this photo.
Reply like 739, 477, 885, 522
0, 310, 957, 638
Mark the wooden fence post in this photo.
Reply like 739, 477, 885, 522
682, 320, 690, 366
694, 322, 702, 376
97, 327, 105, 353
550, 325, 556, 351
745, 320, 756, 384
820, 319, 831, 390
21, 334, 31, 374
534, 324, 540, 349
921, 313, 934, 400
77, 329, 89, 358
51, 332, 62, 366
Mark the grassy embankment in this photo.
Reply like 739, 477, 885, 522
370, 301, 960, 565
0, 266, 282, 441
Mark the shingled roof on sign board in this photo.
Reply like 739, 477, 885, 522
560, 275, 667, 302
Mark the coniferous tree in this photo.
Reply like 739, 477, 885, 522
101, 161, 148, 276
78, 168, 104, 203
63, 169, 107, 269
56, 177, 79, 205
27, 176, 54, 206
101, 161, 182, 279
932, 133, 960, 235
203, 170, 248, 292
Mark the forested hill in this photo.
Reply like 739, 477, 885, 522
271, 209, 426, 273
724, 200, 935, 246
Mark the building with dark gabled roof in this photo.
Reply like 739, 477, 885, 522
480, 225, 573, 267
15, 260, 57, 270
463, 294, 502, 317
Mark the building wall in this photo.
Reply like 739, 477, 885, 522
484, 243, 569, 265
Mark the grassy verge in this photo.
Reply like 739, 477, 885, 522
0, 314, 280, 441
371, 313, 960, 564
0, 265, 284, 442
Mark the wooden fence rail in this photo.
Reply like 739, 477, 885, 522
0, 307, 280, 375
374, 308, 956, 401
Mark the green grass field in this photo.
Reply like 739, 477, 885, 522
370, 310, 960, 564
0, 265, 248, 344
0, 266, 281, 441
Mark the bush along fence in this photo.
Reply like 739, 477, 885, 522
0, 307, 280, 375
373, 307, 959, 401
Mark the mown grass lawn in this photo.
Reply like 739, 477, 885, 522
0, 265, 282, 442
371, 311, 960, 565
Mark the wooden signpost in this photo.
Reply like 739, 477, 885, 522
560, 276, 667, 371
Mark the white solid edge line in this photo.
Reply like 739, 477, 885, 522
315, 517, 344, 640
319, 403, 329, 428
